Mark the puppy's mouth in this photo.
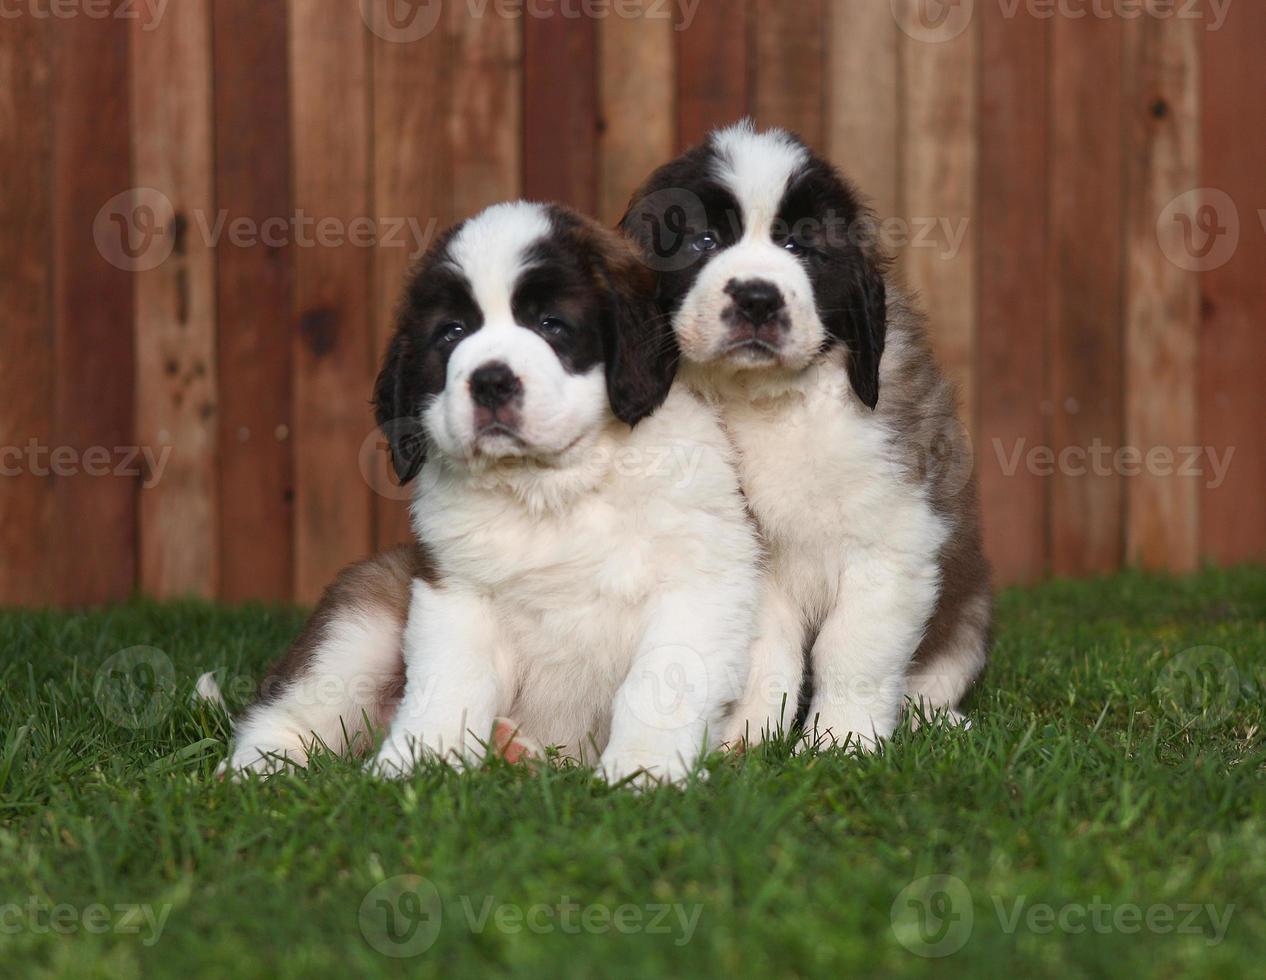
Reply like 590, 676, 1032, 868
720, 336, 783, 361
469, 414, 530, 457
474, 421, 525, 445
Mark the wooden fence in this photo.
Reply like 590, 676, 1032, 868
1, 0, 1262, 606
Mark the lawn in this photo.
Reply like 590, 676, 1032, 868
1, 566, 1264, 979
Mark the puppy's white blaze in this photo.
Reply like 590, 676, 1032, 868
446, 200, 552, 323
709, 120, 807, 238
425, 201, 608, 463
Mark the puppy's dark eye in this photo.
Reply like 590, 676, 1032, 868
783, 237, 806, 257
435, 321, 466, 346
690, 232, 718, 253
538, 315, 570, 339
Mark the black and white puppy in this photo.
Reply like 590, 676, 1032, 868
622, 122, 992, 750
215, 202, 760, 784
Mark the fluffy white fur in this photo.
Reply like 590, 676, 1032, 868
368, 203, 760, 784
676, 123, 968, 750
687, 349, 949, 750
211, 610, 406, 775
374, 386, 759, 783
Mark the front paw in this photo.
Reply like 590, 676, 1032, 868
368, 735, 422, 779
797, 704, 888, 756
722, 695, 796, 749
599, 749, 692, 789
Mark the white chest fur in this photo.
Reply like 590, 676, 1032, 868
400, 387, 761, 760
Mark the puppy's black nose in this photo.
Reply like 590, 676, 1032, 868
469, 362, 523, 409
726, 279, 786, 326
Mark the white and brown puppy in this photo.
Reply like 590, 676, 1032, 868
213, 202, 760, 784
622, 122, 991, 750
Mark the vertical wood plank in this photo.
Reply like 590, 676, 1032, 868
1200, 1, 1266, 564
213, 0, 294, 602
899, 0, 979, 429
131, 1, 218, 598
449, 4, 521, 220
368, 3, 454, 551
599, 0, 673, 225
523, 3, 597, 213
977, 3, 1049, 586
289, 0, 374, 602
753, 0, 825, 147
1123, 12, 1200, 572
675, 0, 749, 150
824, 0, 899, 220
50, 9, 136, 605
1048, 15, 1125, 576
0, 16, 54, 605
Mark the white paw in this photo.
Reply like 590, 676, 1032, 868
721, 697, 796, 749
224, 745, 304, 778
599, 750, 693, 789
906, 702, 972, 731
797, 705, 888, 755
368, 735, 427, 779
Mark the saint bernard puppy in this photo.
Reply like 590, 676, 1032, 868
621, 122, 992, 751
209, 202, 760, 785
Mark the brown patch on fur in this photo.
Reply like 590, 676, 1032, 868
254, 543, 436, 704
555, 208, 678, 426
878, 290, 993, 688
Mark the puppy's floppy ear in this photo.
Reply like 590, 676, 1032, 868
829, 248, 887, 410
373, 329, 428, 484
594, 232, 678, 426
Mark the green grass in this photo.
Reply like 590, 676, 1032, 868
2, 567, 1264, 979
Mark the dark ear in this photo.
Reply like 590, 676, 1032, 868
831, 251, 887, 410
598, 239, 678, 426
373, 330, 427, 484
